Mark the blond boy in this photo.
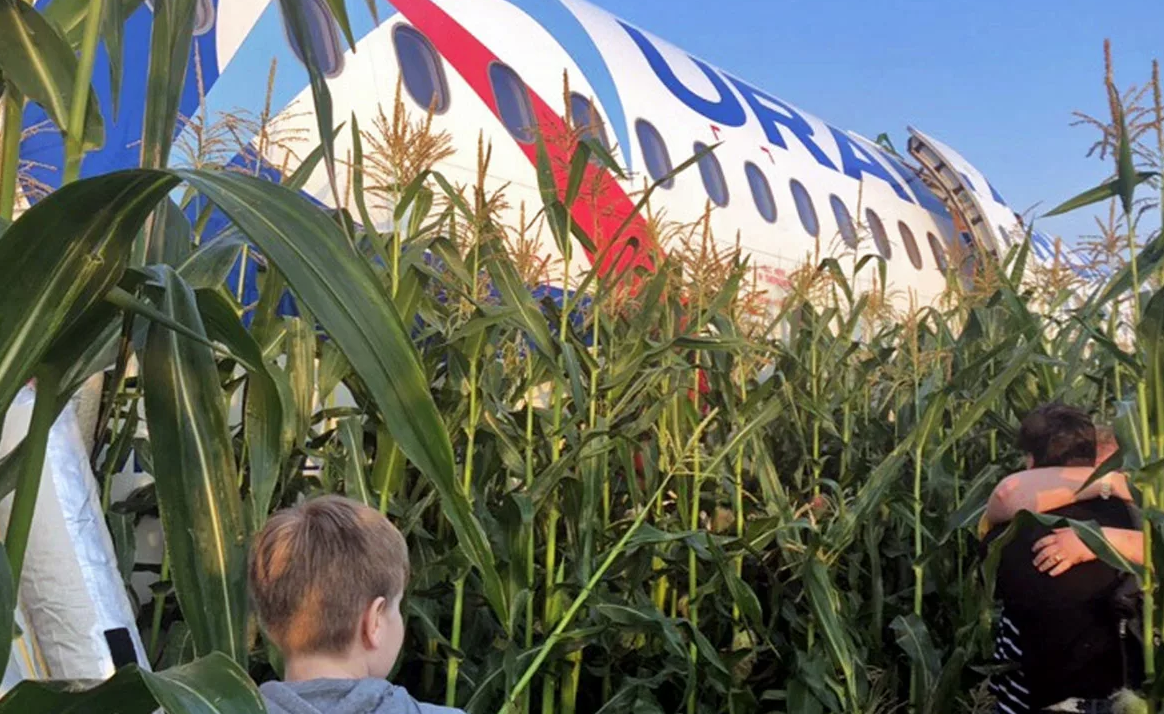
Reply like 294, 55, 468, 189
249, 496, 463, 714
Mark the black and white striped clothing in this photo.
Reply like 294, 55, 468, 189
990, 610, 1030, 714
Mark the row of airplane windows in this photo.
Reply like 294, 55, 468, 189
392, 24, 951, 272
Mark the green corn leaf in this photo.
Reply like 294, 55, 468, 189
1043, 171, 1158, 217
100, 0, 142, 115
285, 122, 346, 192
349, 114, 387, 261
104, 286, 222, 357
940, 339, 1039, 453
1140, 286, 1164, 436
284, 316, 316, 451
1090, 229, 1164, 309
0, 170, 177, 426
176, 234, 246, 290
803, 555, 859, 707
927, 647, 967, 714
1116, 104, 1140, 216
194, 288, 287, 531
610, 143, 714, 246
175, 169, 507, 623
939, 464, 1004, 542
890, 614, 941, 697
323, 0, 357, 50
141, 266, 248, 663
137, 0, 195, 261
278, 0, 341, 217
564, 140, 592, 208
0, 652, 264, 713
107, 510, 137, 585
41, 0, 144, 115
0, 540, 12, 678
146, 197, 194, 267
139, 0, 195, 169
51, 303, 121, 403
317, 339, 352, 402
338, 417, 373, 506
481, 238, 557, 359
0, 0, 104, 149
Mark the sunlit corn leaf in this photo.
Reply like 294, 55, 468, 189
0, 0, 104, 149
0, 652, 264, 713
141, 266, 248, 663
0, 170, 177, 426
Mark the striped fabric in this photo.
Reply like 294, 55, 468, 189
991, 611, 1030, 714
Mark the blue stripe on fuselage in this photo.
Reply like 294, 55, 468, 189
506, 0, 633, 170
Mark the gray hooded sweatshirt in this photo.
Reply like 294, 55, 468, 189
260, 679, 465, 714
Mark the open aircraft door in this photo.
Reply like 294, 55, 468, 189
907, 127, 1013, 272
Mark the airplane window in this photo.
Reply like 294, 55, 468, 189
927, 232, 948, 271
898, 221, 923, 269
282, 0, 345, 78
828, 195, 857, 248
635, 119, 673, 188
866, 209, 891, 259
569, 93, 611, 152
790, 179, 819, 237
394, 26, 450, 114
694, 142, 729, 207
489, 63, 536, 143
744, 162, 776, 223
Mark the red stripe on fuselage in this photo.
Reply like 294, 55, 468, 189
391, 0, 656, 277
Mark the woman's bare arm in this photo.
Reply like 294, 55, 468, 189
984, 467, 1131, 527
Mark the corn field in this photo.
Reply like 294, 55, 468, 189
1, 2, 1164, 714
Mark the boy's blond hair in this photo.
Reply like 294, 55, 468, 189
248, 496, 410, 655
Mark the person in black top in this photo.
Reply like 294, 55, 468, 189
981, 404, 1143, 713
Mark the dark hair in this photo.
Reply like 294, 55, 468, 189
1017, 403, 1096, 468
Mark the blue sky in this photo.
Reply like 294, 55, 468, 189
599, 0, 1163, 246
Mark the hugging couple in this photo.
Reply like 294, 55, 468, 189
982, 403, 1145, 714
